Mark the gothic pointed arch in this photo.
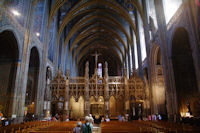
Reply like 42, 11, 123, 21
150, 45, 167, 116
0, 30, 19, 117
172, 27, 198, 116
25, 47, 40, 114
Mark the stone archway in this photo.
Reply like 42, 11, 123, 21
151, 46, 167, 116
109, 96, 116, 117
116, 96, 124, 116
90, 96, 104, 116
25, 47, 40, 115
0, 30, 19, 117
69, 96, 84, 120
172, 28, 198, 117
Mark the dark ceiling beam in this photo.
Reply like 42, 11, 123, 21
48, 0, 145, 28
64, 13, 132, 50
68, 23, 128, 57
76, 40, 123, 66
55, 0, 139, 48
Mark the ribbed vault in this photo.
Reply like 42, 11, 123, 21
48, 0, 146, 75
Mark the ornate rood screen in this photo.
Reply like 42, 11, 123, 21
49, 61, 147, 117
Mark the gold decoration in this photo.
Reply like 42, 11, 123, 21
0, 105, 3, 110
124, 0, 135, 11
49, 64, 146, 119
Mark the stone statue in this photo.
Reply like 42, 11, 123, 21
104, 61, 108, 78
66, 69, 70, 79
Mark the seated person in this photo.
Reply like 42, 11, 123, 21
118, 115, 122, 121
101, 117, 105, 122
105, 115, 110, 122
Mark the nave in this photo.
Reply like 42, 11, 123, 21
0, 0, 200, 132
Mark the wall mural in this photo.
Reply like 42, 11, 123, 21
4, 0, 28, 27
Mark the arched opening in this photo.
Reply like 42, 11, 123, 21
116, 96, 124, 116
109, 96, 116, 117
129, 96, 143, 120
90, 96, 104, 116
0, 30, 19, 117
172, 28, 198, 117
152, 47, 167, 117
25, 47, 40, 116
69, 96, 84, 120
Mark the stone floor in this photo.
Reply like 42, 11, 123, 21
93, 124, 101, 133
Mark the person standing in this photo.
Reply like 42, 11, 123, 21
0, 111, 3, 120
82, 116, 92, 133
73, 121, 82, 133
88, 114, 94, 129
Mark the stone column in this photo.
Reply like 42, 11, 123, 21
63, 70, 70, 121
142, 0, 153, 117
127, 38, 131, 77
187, 0, 200, 92
130, 26, 135, 71
134, 10, 143, 75
154, 0, 178, 121
104, 62, 109, 115
14, 0, 38, 123
60, 35, 65, 72
84, 62, 90, 116
34, 0, 52, 118
124, 68, 130, 114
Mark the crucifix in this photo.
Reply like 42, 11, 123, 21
91, 51, 101, 69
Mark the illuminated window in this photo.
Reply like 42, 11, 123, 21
137, 11, 147, 62
146, 0, 157, 28
145, 0, 157, 40
97, 63, 102, 77
163, 0, 183, 24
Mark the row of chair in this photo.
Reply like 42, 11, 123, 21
101, 121, 200, 133
0, 121, 55, 133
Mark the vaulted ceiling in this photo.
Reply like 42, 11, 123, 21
48, 0, 146, 75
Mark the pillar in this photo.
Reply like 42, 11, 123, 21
84, 61, 90, 116
104, 62, 109, 115
14, 0, 38, 123
63, 69, 70, 121
60, 34, 65, 72
130, 26, 135, 71
134, 10, 143, 76
124, 68, 130, 114
142, 0, 152, 117
154, 0, 178, 121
